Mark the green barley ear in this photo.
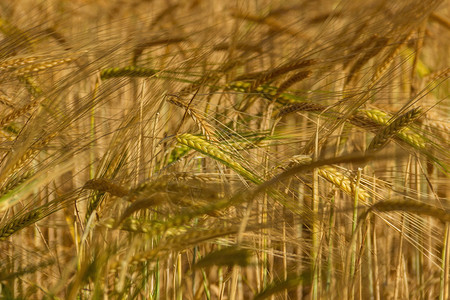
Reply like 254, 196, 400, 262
0, 194, 73, 240
0, 209, 43, 240
100, 66, 157, 79
176, 133, 262, 184
367, 107, 422, 152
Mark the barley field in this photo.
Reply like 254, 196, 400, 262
0, 0, 449, 299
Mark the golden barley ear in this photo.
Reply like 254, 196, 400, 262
317, 166, 370, 202
176, 133, 261, 184
367, 107, 422, 152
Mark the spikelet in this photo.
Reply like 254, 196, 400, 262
170, 172, 227, 182
233, 59, 315, 82
0, 259, 55, 281
163, 225, 243, 248
176, 133, 261, 184
342, 34, 376, 69
367, 107, 422, 151
230, 10, 303, 37
115, 194, 167, 227
163, 143, 191, 166
108, 247, 169, 273
423, 111, 450, 142
226, 80, 252, 93
422, 67, 450, 90
20, 76, 43, 97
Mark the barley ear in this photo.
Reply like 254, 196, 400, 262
176, 133, 261, 184
367, 107, 422, 152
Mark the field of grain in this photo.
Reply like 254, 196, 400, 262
0, 0, 449, 299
